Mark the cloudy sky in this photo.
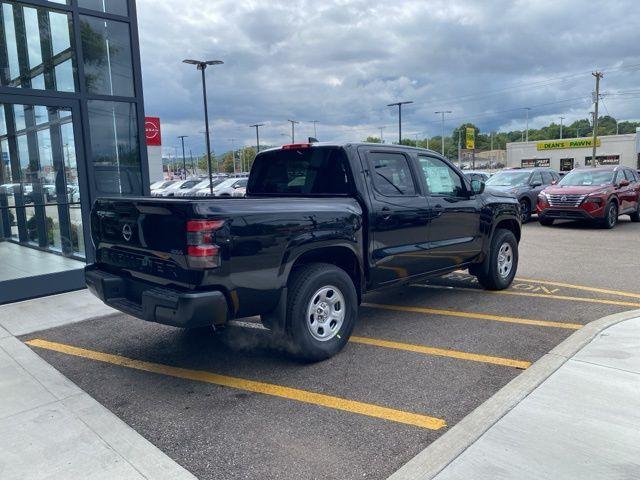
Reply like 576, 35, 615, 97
136, 0, 640, 156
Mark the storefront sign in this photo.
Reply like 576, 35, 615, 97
465, 127, 475, 149
585, 155, 619, 166
536, 138, 600, 151
521, 158, 550, 168
145, 117, 162, 146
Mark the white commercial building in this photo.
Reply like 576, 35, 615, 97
506, 129, 640, 172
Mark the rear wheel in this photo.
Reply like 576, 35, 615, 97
474, 229, 518, 290
539, 217, 554, 226
285, 263, 358, 361
601, 201, 618, 229
519, 199, 531, 224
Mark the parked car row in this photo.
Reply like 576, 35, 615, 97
465, 165, 640, 230
0, 183, 80, 204
150, 174, 249, 198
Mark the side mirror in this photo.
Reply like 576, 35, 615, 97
619, 179, 630, 188
530, 181, 542, 188
551, 179, 558, 185
471, 179, 485, 195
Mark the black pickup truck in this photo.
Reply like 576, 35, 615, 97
86, 142, 520, 360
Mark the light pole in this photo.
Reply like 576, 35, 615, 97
435, 110, 452, 155
559, 116, 565, 139
378, 126, 385, 143
228, 138, 236, 173
250, 123, 264, 153
523, 107, 531, 142
183, 58, 223, 194
178, 135, 188, 178
287, 119, 299, 143
388, 101, 413, 144
309, 120, 319, 138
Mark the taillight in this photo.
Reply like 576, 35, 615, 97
186, 219, 224, 269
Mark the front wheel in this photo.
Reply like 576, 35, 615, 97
601, 202, 618, 229
519, 199, 531, 224
474, 229, 518, 290
285, 263, 358, 361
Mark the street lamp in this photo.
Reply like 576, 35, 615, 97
250, 123, 264, 153
178, 135, 188, 178
388, 101, 413, 144
435, 110, 452, 155
183, 58, 223, 194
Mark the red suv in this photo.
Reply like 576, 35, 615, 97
537, 166, 640, 229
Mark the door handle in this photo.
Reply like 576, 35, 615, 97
381, 206, 391, 221
433, 204, 444, 217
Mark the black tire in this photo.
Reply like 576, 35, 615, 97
474, 229, 518, 290
519, 199, 531, 224
539, 217, 554, 226
285, 263, 358, 362
601, 201, 618, 229
630, 203, 640, 222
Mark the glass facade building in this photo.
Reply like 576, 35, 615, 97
0, 0, 148, 303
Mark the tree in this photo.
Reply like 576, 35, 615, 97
365, 136, 382, 143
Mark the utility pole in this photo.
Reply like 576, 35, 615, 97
457, 129, 461, 167
591, 71, 603, 167
559, 117, 565, 139
287, 119, 299, 143
388, 101, 413, 144
490, 132, 494, 171
435, 111, 452, 155
178, 135, 188, 178
414, 133, 419, 147
523, 107, 532, 142
189, 149, 195, 174
228, 138, 236, 173
309, 120, 319, 138
249, 123, 264, 153
616, 119, 620, 135
378, 126, 385, 143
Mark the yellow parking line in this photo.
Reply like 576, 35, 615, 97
226, 321, 530, 369
414, 284, 640, 309
514, 277, 640, 300
452, 269, 640, 300
25, 339, 446, 431
362, 302, 582, 330
350, 336, 531, 369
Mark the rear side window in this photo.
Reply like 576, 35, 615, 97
368, 152, 416, 196
531, 172, 543, 185
248, 147, 353, 195
542, 172, 553, 184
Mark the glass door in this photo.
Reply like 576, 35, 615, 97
0, 95, 88, 302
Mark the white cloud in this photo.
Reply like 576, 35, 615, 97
136, 0, 640, 153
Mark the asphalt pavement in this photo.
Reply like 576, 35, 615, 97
20, 217, 640, 479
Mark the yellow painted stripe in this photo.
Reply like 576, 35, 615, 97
414, 284, 640, 309
226, 321, 529, 368
350, 336, 531, 369
514, 276, 640, 300
25, 339, 446, 430
452, 269, 640, 300
362, 302, 582, 330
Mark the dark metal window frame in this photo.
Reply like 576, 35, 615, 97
0, 0, 148, 303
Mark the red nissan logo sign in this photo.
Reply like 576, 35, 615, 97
145, 117, 162, 146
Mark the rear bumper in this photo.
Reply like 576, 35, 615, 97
85, 264, 228, 328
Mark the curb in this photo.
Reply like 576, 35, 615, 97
388, 308, 640, 480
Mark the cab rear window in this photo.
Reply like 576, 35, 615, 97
248, 147, 353, 195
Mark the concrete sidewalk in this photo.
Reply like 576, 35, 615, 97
391, 309, 640, 480
0, 290, 196, 480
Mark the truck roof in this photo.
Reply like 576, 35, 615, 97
260, 141, 442, 155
